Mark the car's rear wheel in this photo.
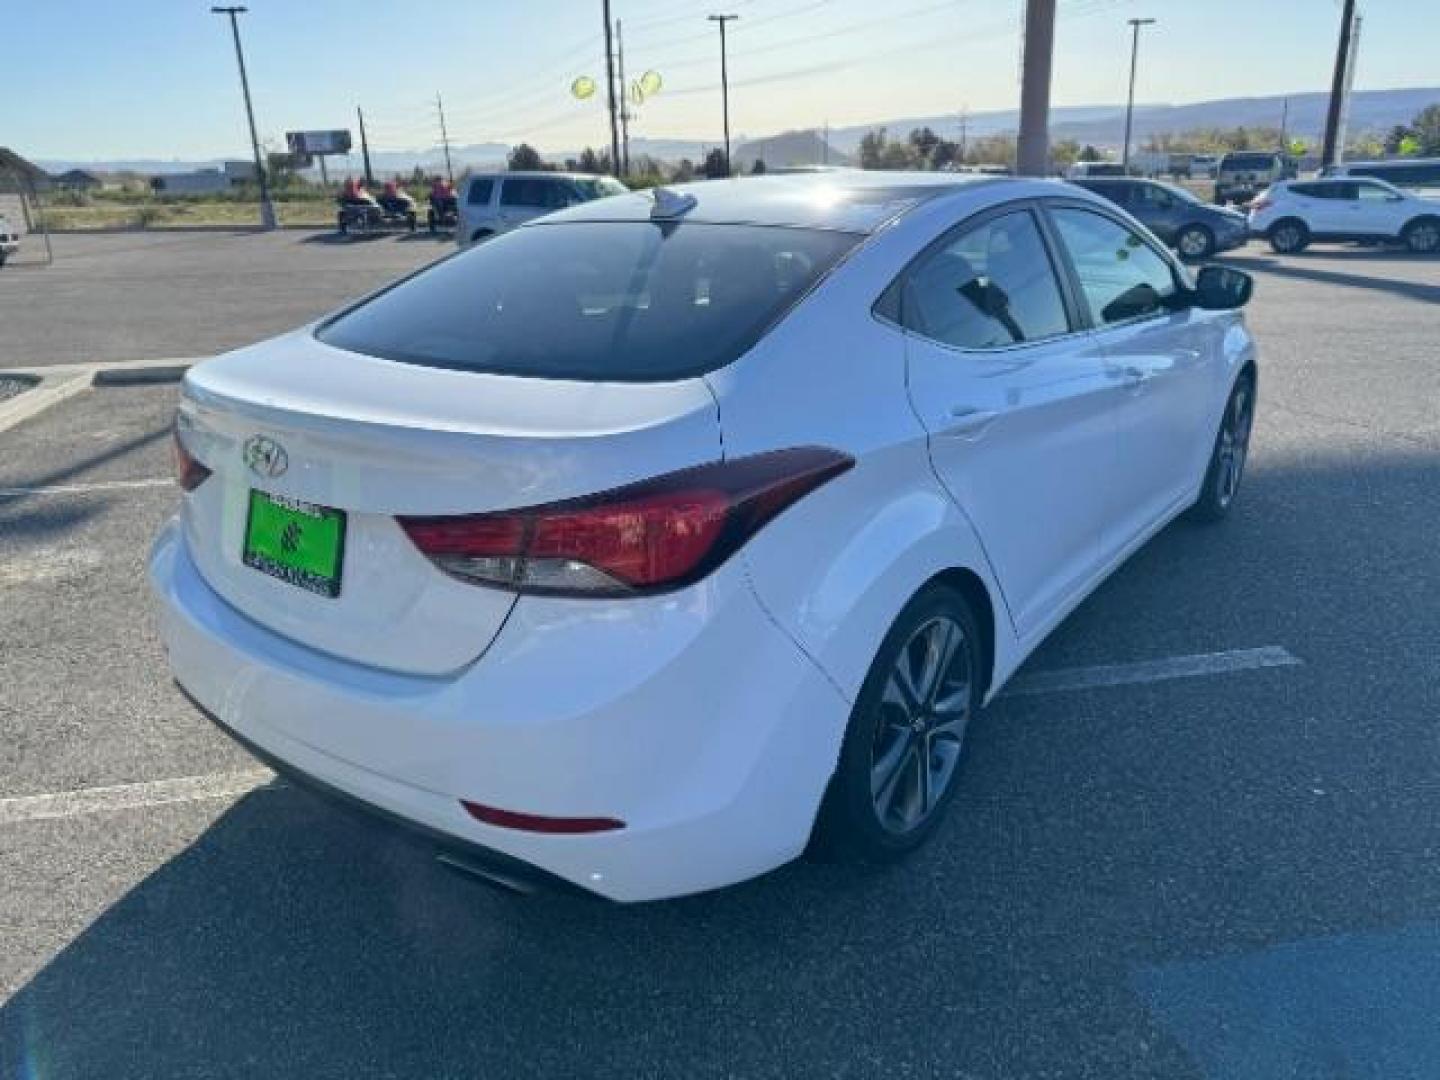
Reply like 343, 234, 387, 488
1268, 218, 1309, 254
813, 585, 982, 861
470, 229, 493, 245
1402, 217, 1440, 254
1190, 371, 1255, 522
1176, 224, 1215, 260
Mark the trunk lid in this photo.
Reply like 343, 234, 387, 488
177, 331, 721, 676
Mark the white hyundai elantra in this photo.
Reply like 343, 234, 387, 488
152, 173, 1257, 901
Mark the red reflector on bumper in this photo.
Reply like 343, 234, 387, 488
461, 800, 625, 834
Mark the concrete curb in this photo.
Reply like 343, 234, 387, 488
0, 357, 199, 434
93, 365, 191, 387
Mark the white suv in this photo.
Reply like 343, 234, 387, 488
457, 171, 628, 246
1248, 177, 1440, 254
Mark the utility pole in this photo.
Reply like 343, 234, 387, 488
602, 0, 622, 178
709, 14, 740, 177
356, 105, 374, 187
1122, 17, 1156, 172
210, 6, 276, 229
435, 93, 454, 185
1015, 0, 1056, 177
1320, 0, 1358, 169
1334, 14, 1363, 166
616, 18, 631, 178
822, 122, 829, 165
959, 103, 969, 164
1279, 96, 1289, 152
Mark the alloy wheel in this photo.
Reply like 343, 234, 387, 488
1178, 228, 1210, 258
869, 615, 973, 835
1408, 222, 1440, 254
1273, 224, 1302, 252
1215, 382, 1254, 508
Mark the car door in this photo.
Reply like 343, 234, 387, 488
895, 203, 1120, 640
1133, 182, 1181, 244
496, 175, 556, 231
1307, 181, 1360, 234
1353, 180, 1411, 236
1045, 202, 1215, 549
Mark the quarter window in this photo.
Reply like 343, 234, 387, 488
896, 210, 1070, 349
466, 178, 494, 205
1050, 207, 1177, 325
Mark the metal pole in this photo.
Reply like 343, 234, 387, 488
1122, 18, 1156, 173
1333, 14, 1362, 167
602, 0, 622, 178
357, 105, 374, 187
709, 14, 739, 177
211, 6, 276, 229
616, 18, 631, 178
1320, 0, 1357, 169
1015, 0, 1056, 177
436, 93, 455, 186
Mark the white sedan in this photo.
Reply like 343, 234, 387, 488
152, 173, 1258, 902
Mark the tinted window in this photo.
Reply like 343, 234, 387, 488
1050, 207, 1177, 325
1078, 181, 1130, 207
1223, 154, 1278, 171
501, 176, 565, 208
1135, 183, 1177, 210
1288, 182, 1327, 198
897, 210, 1069, 349
317, 222, 858, 381
1356, 181, 1400, 201
466, 178, 494, 205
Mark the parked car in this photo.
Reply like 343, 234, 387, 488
1215, 151, 1289, 205
0, 215, 19, 267
1072, 176, 1249, 259
1248, 177, 1440, 254
1190, 154, 1220, 180
153, 173, 1258, 902
457, 171, 628, 246
1066, 161, 1128, 179
1319, 158, 1440, 196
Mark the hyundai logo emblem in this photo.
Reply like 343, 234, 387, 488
242, 435, 288, 479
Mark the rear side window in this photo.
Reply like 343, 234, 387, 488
896, 210, 1070, 349
316, 221, 859, 381
1049, 207, 1177, 325
501, 176, 578, 209
466, 178, 494, 205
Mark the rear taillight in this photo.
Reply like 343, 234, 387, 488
173, 429, 211, 492
399, 446, 853, 597
1249, 195, 1273, 212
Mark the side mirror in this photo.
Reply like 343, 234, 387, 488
1189, 265, 1253, 310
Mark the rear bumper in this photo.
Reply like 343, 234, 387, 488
150, 518, 851, 902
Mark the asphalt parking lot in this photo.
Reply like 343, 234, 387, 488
2, 233, 1439, 1078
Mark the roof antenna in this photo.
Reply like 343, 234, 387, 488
649, 187, 698, 219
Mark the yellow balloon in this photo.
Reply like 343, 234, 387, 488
571, 76, 596, 100
639, 70, 662, 96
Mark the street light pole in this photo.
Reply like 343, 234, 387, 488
1122, 17, 1156, 173
709, 14, 739, 177
1320, 0, 1358, 169
210, 6, 276, 229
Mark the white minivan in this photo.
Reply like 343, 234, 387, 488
457, 171, 628, 246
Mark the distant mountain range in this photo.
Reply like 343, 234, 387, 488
37, 86, 1439, 176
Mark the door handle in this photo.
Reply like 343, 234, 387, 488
939, 406, 1000, 438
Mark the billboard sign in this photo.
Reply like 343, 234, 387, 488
286, 130, 352, 156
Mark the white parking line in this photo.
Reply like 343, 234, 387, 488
0, 477, 172, 498
0, 770, 274, 826
1004, 645, 1302, 697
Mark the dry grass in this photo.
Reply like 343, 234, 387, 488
42, 200, 335, 230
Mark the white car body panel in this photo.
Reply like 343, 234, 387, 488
152, 173, 1258, 900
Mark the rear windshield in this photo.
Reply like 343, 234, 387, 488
317, 221, 859, 381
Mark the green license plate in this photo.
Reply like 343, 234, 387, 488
242, 490, 346, 598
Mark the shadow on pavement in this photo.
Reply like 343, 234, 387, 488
1226, 252, 1440, 304
5, 450, 1440, 1078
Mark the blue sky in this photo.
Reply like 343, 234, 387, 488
4, 0, 1434, 160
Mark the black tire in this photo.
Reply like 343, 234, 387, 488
336, 212, 348, 236
1189, 371, 1256, 523
813, 584, 984, 861
406, 212, 418, 233
1268, 218, 1309, 254
1401, 216, 1440, 255
1176, 224, 1215, 261
469, 229, 493, 245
